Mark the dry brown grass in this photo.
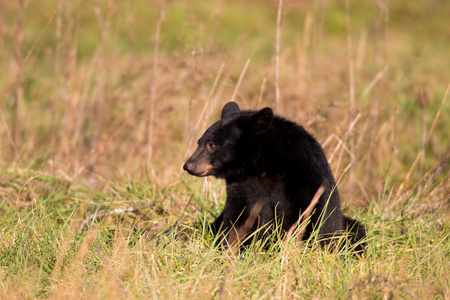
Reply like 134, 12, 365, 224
0, 0, 448, 190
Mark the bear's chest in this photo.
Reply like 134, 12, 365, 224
226, 175, 292, 221
228, 174, 285, 197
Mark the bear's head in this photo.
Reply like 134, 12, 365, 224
183, 102, 274, 179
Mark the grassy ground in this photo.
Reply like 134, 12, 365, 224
1, 0, 449, 299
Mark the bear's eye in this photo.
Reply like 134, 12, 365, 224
206, 142, 217, 152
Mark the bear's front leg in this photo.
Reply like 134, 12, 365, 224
210, 213, 232, 249
211, 212, 223, 236
217, 201, 264, 249
211, 208, 247, 249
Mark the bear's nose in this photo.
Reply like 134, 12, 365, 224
183, 162, 191, 172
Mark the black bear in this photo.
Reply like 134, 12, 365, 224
183, 102, 366, 252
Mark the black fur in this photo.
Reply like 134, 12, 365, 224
184, 102, 366, 251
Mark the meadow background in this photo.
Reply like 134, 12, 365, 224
0, 0, 449, 298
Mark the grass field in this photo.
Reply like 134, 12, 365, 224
0, 0, 449, 298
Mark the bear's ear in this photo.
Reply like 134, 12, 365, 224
221, 102, 240, 118
252, 107, 273, 132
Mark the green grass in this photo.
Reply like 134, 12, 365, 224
0, 170, 448, 298
0, 0, 449, 298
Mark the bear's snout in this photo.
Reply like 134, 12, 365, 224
183, 156, 213, 177
183, 161, 193, 173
